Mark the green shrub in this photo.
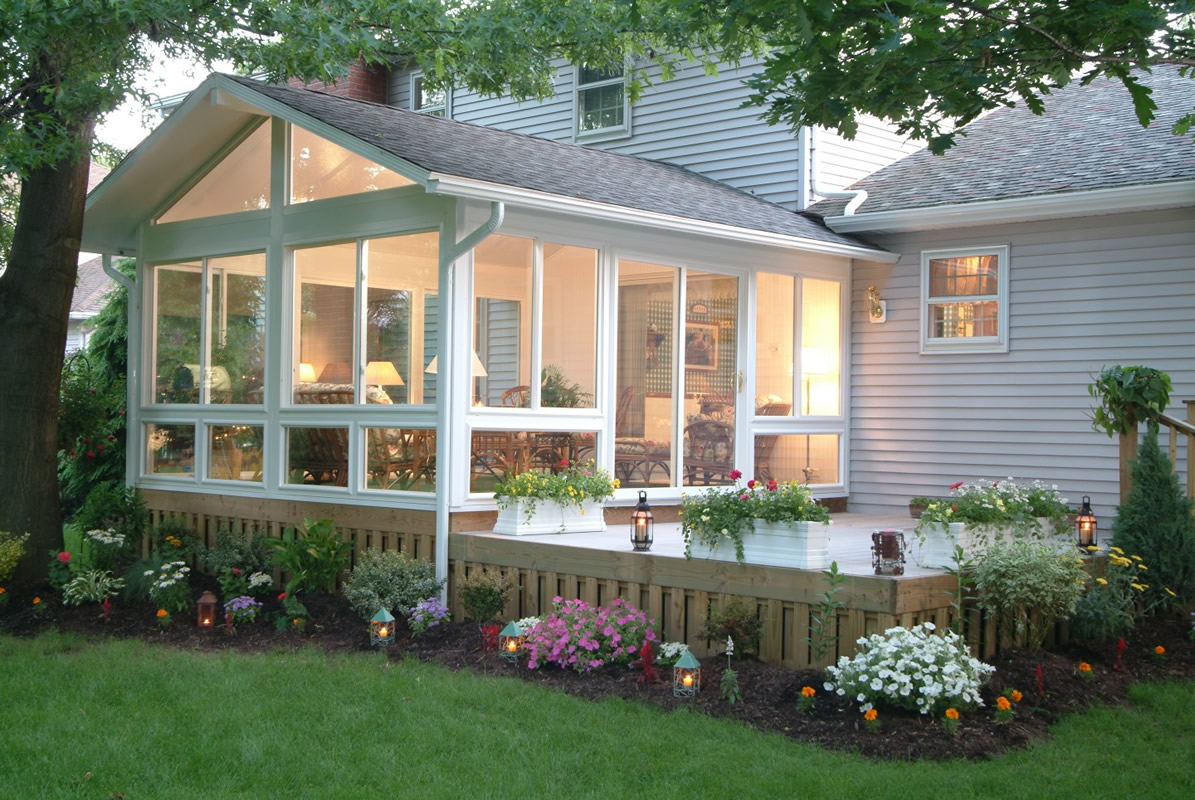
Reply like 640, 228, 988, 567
1112, 421, 1195, 601
342, 549, 444, 621
973, 540, 1087, 650
266, 518, 353, 594
0, 531, 30, 582
72, 482, 147, 554
1089, 365, 1171, 437
460, 568, 517, 623
152, 517, 201, 560
62, 569, 125, 606
701, 599, 763, 656
202, 525, 270, 575
57, 352, 127, 515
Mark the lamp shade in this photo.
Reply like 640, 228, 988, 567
298, 362, 317, 383
365, 360, 404, 386
424, 352, 488, 377
318, 362, 351, 383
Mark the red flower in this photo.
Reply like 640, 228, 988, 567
729, 469, 742, 481
85, 451, 96, 459
232, 568, 242, 575
278, 592, 287, 601
949, 481, 964, 490
96, 444, 105, 452
747, 479, 756, 489
951, 505, 959, 512
767, 479, 778, 491
56, 551, 71, 564
560, 459, 570, 468
69, 450, 76, 456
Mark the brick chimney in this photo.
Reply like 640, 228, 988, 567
288, 60, 388, 104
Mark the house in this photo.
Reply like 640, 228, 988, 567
809, 65, 1194, 521
66, 256, 116, 353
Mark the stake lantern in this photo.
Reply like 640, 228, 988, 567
499, 620, 525, 662
197, 590, 218, 628
371, 608, 396, 647
1076, 496, 1098, 549
672, 650, 701, 698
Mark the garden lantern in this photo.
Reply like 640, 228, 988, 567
197, 590, 218, 628
370, 608, 396, 647
499, 620, 525, 663
871, 529, 906, 575
631, 491, 654, 552
1076, 496, 1098, 549
672, 650, 701, 698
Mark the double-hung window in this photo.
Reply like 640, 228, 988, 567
574, 65, 629, 141
411, 73, 449, 117
921, 246, 1009, 353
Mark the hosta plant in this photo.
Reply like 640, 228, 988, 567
62, 569, 125, 606
826, 622, 994, 716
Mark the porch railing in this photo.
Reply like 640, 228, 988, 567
1119, 399, 1195, 504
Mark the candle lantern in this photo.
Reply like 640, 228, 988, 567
672, 650, 701, 698
871, 529, 906, 575
499, 620, 525, 662
370, 608, 396, 647
631, 491, 654, 552
1075, 496, 1098, 549
197, 590, 218, 628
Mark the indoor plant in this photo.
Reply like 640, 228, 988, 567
493, 459, 618, 534
681, 473, 831, 566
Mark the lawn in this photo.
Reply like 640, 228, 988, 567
1, 632, 1191, 799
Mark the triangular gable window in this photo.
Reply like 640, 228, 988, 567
289, 124, 414, 204
158, 122, 271, 223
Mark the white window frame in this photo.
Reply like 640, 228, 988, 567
572, 65, 630, 143
410, 72, 450, 118
920, 245, 1009, 354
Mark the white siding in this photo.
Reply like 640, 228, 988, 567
848, 207, 1195, 519
812, 118, 922, 196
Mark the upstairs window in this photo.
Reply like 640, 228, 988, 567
411, 73, 449, 117
575, 65, 628, 140
921, 246, 1009, 353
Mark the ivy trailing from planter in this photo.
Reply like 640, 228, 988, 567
1088, 365, 1172, 437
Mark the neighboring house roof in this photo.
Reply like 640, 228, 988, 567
88, 163, 111, 193
223, 75, 869, 250
812, 66, 1195, 224
70, 256, 116, 319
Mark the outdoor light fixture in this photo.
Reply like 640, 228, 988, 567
499, 620, 525, 663
866, 285, 887, 323
370, 608, 396, 647
197, 590, 218, 628
871, 529, 906, 576
631, 491, 654, 552
673, 650, 701, 698
1076, 496, 1098, 549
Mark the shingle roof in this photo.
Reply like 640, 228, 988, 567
71, 256, 116, 316
225, 75, 868, 249
810, 67, 1195, 217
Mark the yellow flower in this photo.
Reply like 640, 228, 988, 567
1109, 546, 1124, 554
1136, 564, 1148, 570
1130, 583, 1146, 592
1131, 555, 1143, 561
1165, 588, 1177, 597
1085, 545, 1102, 553
1096, 577, 1108, 585
612, 479, 621, 489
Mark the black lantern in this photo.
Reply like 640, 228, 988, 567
871, 529, 906, 575
1076, 496, 1098, 549
631, 491, 654, 551
197, 590, 218, 628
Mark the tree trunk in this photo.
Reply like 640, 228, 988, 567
0, 119, 94, 580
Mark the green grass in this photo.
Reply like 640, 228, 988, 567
1, 633, 1192, 799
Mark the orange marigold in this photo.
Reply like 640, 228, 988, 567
997, 696, 1011, 711
156, 609, 169, 618
863, 708, 878, 722
1078, 662, 1092, 673
1010, 690, 1023, 703
945, 708, 960, 720
1155, 645, 1166, 656
801, 686, 816, 698
0, 587, 7, 595
32, 597, 41, 605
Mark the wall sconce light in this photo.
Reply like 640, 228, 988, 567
1075, 496, 1098, 549
866, 285, 887, 323
631, 491, 654, 552
371, 608, 396, 647
197, 590, 218, 628
673, 650, 701, 697
871, 529, 906, 575
499, 620, 525, 662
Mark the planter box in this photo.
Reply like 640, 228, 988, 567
689, 519, 832, 569
493, 500, 607, 535
914, 519, 1070, 568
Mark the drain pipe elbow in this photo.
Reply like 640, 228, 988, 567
808, 127, 868, 216
101, 253, 135, 293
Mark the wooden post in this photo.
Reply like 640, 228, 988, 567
1119, 420, 1138, 505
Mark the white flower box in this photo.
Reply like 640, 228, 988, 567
688, 519, 833, 569
493, 500, 607, 536
914, 518, 1070, 568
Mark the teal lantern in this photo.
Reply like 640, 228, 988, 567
370, 608, 396, 647
499, 620, 525, 662
673, 650, 701, 697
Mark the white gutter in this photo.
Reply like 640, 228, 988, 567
102, 253, 134, 293
425, 173, 898, 263
825, 180, 1195, 234
433, 201, 504, 604
807, 127, 868, 216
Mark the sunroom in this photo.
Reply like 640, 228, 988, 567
82, 74, 896, 587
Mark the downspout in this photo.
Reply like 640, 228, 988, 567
434, 201, 504, 603
807, 126, 868, 216
101, 253, 134, 292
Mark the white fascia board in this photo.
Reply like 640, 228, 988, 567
824, 180, 1195, 234
425, 173, 900, 263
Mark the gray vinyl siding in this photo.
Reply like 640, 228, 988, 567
813, 118, 923, 194
848, 207, 1195, 520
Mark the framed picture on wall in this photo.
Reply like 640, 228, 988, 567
684, 322, 718, 371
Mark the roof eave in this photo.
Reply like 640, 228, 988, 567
426, 173, 899, 263
823, 180, 1195, 234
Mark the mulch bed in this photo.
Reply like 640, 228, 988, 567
3, 579, 1192, 762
